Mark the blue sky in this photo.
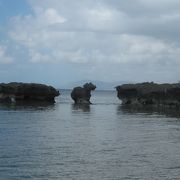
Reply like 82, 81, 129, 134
0, 0, 32, 24
0, 0, 180, 88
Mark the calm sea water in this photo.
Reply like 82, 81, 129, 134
0, 90, 180, 180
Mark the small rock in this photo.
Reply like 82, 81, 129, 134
71, 82, 96, 104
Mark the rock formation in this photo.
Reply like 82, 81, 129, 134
71, 82, 96, 104
116, 82, 180, 108
0, 82, 60, 103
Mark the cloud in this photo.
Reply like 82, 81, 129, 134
0, 45, 13, 64
26, 0, 180, 35
9, 13, 180, 66
32, 7, 67, 26
3, 0, 180, 83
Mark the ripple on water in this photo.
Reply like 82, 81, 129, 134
0, 90, 180, 179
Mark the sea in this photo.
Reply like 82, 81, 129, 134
0, 90, 180, 180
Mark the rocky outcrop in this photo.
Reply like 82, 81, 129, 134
116, 82, 180, 107
71, 83, 96, 104
0, 82, 60, 103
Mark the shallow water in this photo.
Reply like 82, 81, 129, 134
0, 90, 180, 179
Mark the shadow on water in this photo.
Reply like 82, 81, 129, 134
117, 104, 180, 118
71, 104, 91, 112
0, 101, 56, 111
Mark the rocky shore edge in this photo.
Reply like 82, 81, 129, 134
1, 82, 180, 108
0, 82, 60, 103
116, 82, 180, 108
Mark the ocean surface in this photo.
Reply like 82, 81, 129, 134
0, 90, 180, 180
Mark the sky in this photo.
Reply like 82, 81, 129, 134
0, 0, 180, 88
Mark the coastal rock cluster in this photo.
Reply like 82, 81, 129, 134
116, 82, 180, 107
0, 82, 60, 103
0, 81, 180, 108
71, 83, 96, 104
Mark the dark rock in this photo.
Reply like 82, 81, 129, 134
116, 82, 180, 108
0, 82, 60, 103
71, 82, 96, 104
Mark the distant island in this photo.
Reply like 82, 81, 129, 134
116, 82, 180, 108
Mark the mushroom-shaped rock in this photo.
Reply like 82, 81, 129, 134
0, 82, 60, 103
71, 82, 96, 104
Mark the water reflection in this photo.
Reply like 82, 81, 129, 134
1, 91, 180, 179
117, 105, 180, 118
71, 104, 91, 112
0, 101, 55, 111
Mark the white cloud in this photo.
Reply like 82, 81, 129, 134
85, 6, 117, 30
4, 0, 180, 82
29, 49, 52, 63
0, 46, 13, 64
9, 10, 180, 66
34, 8, 67, 25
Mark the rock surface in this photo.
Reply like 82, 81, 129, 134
0, 82, 60, 103
71, 82, 96, 104
116, 82, 180, 107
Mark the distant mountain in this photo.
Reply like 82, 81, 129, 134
60, 80, 132, 90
